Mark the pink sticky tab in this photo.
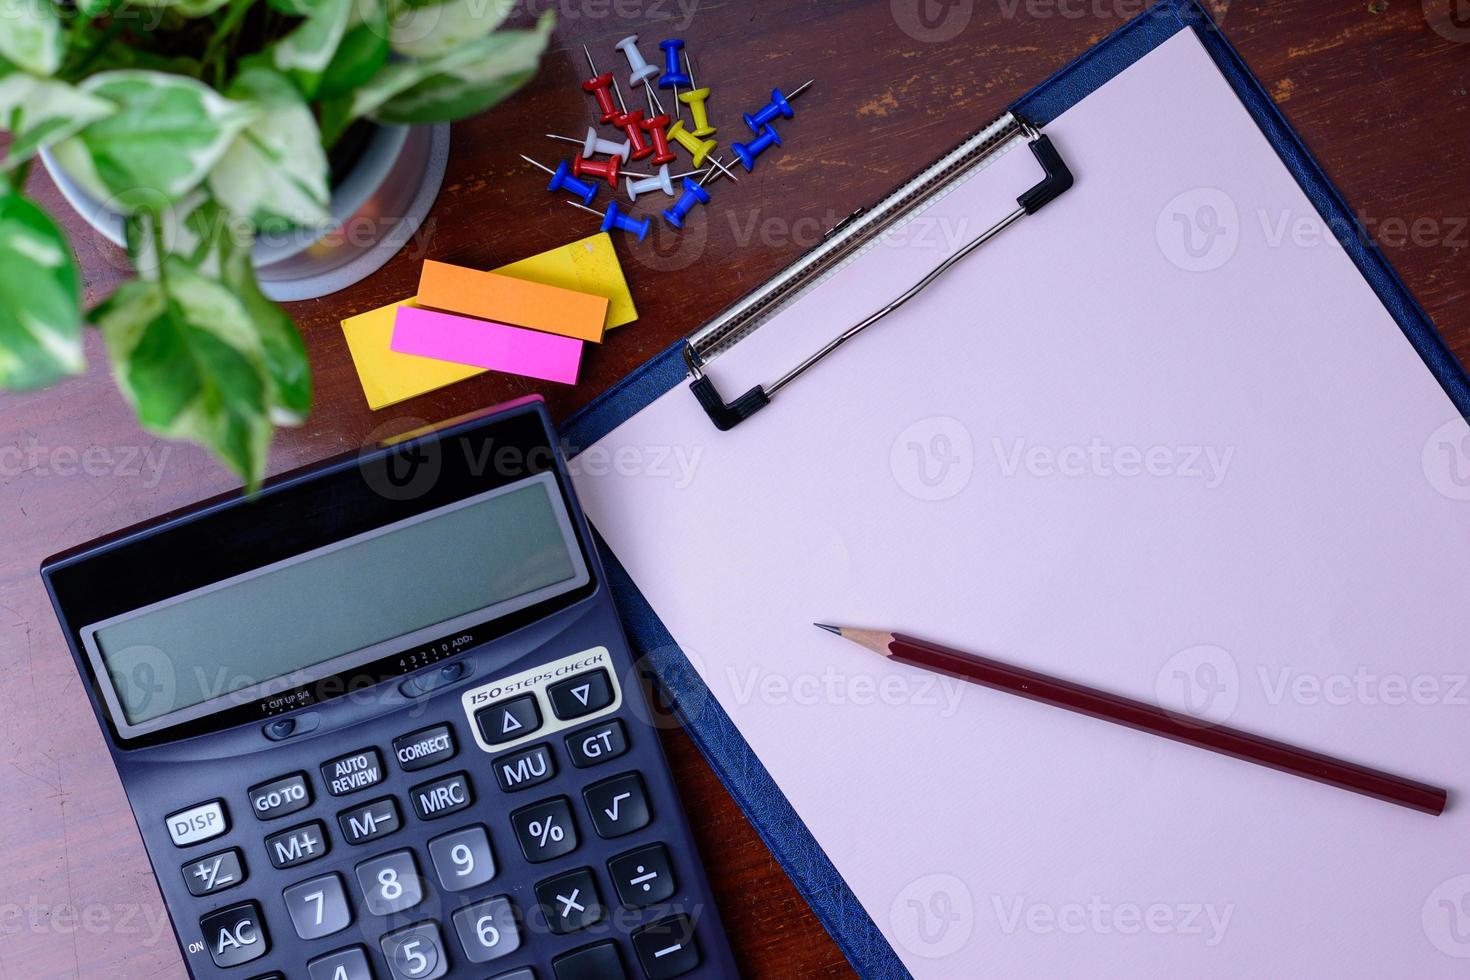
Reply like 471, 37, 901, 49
390, 306, 584, 385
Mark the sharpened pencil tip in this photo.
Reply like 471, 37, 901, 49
813, 623, 842, 635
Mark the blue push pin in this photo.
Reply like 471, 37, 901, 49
662, 176, 711, 229
521, 155, 598, 207
659, 39, 692, 90
568, 200, 652, 241
743, 79, 814, 134
731, 124, 782, 172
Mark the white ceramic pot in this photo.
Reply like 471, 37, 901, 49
41, 122, 450, 302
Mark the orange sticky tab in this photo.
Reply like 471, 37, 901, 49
417, 260, 610, 343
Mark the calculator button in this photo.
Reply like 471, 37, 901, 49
307, 946, 374, 980
283, 872, 353, 940
494, 743, 557, 792
249, 772, 312, 821
608, 844, 676, 908
182, 847, 245, 897
631, 914, 700, 979
356, 849, 425, 916
266, 820, 330, 869
410, 771, 473, 820
566, 719, 629, 768
547, 669, 615, 720
321, 748, 385, 796
535, 867, 606, 935
510, 797, 579, 863
583, 773, 651, 839
380, 922, 449, 980
393, 724, 457, 771
451, 896, 521, 964
553, 941, 627, 980
166, 799, 228, 846
339, 797, 402, 845
488, 971, 535, 980
200, 901, 269, 968
427, 825, 495, 891
476, 695, 542, 744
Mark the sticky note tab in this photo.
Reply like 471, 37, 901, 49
418, 260, 609, 342
341, 234, 636, 410
392, 307, 584, 385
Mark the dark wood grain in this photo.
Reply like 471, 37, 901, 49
2, 1, 1467, 976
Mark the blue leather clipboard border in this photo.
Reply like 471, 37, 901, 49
560, 3, 1470, 976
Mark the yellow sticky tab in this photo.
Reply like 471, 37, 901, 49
341, 234, 638, 410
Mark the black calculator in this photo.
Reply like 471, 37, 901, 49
42, 398, 739, 980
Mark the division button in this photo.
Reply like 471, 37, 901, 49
475, 695, 542, 745
607, 843, 677, 908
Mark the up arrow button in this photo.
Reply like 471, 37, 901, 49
475, 694, 542, 745
549, 669, 614, 720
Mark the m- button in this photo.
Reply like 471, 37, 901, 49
475, 695, 542, 745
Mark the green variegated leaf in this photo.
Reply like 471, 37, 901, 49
354, 12, 552, 124
0, 74, 117, 167
129, 0, 232, 14
50, 71, 256, 208
91, 258, 273, 488
388, 0, 513, 60
273, 0, 353, 98
0, 180, 85, 389
208, 67, 330, 232
319, 0, 390, 99
0, 0, 64, 76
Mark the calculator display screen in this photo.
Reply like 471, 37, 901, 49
81, 472, 589, 737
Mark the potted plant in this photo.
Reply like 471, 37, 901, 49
0, 0, 553, 488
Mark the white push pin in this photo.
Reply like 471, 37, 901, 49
547, 127, 631, 162
616, 35, 661, 89
625, 165, 676, 202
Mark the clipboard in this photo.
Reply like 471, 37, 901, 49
559, 2, 1470, 976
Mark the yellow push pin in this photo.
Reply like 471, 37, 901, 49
666, 119, 717, 170
677, 51, 717, 138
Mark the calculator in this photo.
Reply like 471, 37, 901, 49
41, 398, 739, 980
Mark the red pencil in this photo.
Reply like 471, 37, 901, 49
816, 624, 1448, 816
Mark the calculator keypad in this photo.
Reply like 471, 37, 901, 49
167, 648, 724, 978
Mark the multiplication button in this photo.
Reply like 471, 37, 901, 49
510, 797, 579, 863
536, 867, 605, 934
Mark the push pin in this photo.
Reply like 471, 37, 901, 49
572, 153, 622, 189
743, 79, 814, 134
659, 39, 692, 89
568, 200, 652, 241
581, 46, 621, 125
547, 127, 631, 162
521, 155, 599, 207
616, 35, 661, 89
732, 124, 782, 171
662, 176, 711, 230
666, 119, 717, 169
678, 51, 716, 138
614, 109, 654, 161
624, 165, 707, 201
639, 107, 678, 167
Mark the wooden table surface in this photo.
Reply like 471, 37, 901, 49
2, 1, 1467, 976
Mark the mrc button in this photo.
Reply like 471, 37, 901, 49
411, 772, 474, 820
321, 748, 384, 796
166, 800, 228, 847
393, 724, 457, 771
547, 669, 614, 720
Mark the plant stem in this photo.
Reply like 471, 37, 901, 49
65, 16, 127, 81
201, 0, 258, 83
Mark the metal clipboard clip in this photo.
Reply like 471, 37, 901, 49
682, 113, 1073, 431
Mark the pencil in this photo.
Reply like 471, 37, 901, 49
815, 624, 1448, 816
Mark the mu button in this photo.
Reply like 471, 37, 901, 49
476, 695, 542, 745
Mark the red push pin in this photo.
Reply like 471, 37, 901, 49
640, 114, 677, 167
616, 109, 654, 161
572, 153, 622, 189
581, 45, 620, 125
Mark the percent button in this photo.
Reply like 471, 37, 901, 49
510, 796, 579, 863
